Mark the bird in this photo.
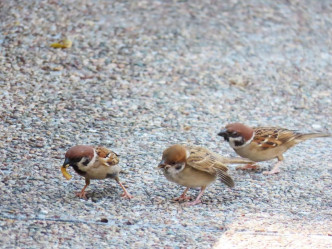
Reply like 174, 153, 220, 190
157, 144, 253, 205
218, 123, 331, 174
61, 145, 132, 199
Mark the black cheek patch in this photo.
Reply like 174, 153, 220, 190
234, 140, 245, 147
82, 158, 90, 166
72, 165, 86, 176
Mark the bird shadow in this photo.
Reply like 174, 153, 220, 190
86, 187, 123, 202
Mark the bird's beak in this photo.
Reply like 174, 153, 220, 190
62, 158, 71, 168
218, 129, 229, 140
158, 160, 166, 169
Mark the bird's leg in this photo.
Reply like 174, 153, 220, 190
115, 177, 133, 199
76, 178, 90, 199
263, 155, 283, 175
236, 163, 260, 171
173, 187, 191, 201
186, 186, 206, 206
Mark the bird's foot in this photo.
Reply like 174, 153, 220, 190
263, 161, 282, 175
121, 191, 133, 199
185, 199, 201, 206
173, 195, 192, 202
263, 168, 281, 175
76, 191, 88, 199
236, 164, 260, 171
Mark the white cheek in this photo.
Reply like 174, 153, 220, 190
76, 158, 87, 169
229, 137, 243, 148
77, 153, 97, 170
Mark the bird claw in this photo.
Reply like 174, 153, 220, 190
263, 169, 280, 175
236, 164, 260, 170
185, 199, 201, 206
263, 161, 282, 175
121, 192, 133, 199
76, 191, 88, 199
173, 195, 192, 202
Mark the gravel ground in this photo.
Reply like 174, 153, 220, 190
1, 0, 332, 248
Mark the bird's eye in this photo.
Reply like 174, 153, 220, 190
175, 165, 183, 170
170, 161, 176, 165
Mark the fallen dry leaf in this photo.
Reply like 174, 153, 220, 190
50, 38, 72, 49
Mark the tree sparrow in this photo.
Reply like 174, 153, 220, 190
61, 145, 132, 199
218, 123, 331, 175
158, 144, 253, 205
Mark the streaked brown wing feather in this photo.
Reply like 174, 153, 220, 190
186, 146, 234, 187
186, 146, 228, 173
277, 130, 298, 143
95, 146, 111, 158
96, 146, 119, 167
253, 127, 298, 149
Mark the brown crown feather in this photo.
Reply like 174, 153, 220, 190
225, 123, 254, 141
65, 145, 94, 160
162, 144, 187, 164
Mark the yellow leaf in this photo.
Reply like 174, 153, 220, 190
50, 38, 72, 49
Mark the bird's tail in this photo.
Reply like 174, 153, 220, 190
295, 132, 331, 143
221, 157, 254, 165
211, 151, 254, 164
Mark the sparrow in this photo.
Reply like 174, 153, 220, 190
218, 123, 331, 174
158, 144, 253, 205
61, 145, 132, 199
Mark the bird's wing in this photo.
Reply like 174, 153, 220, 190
186, 146, 234, 187
186, 146, 228, 173
253, 127, 298, 149
95, 146, 119, 167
